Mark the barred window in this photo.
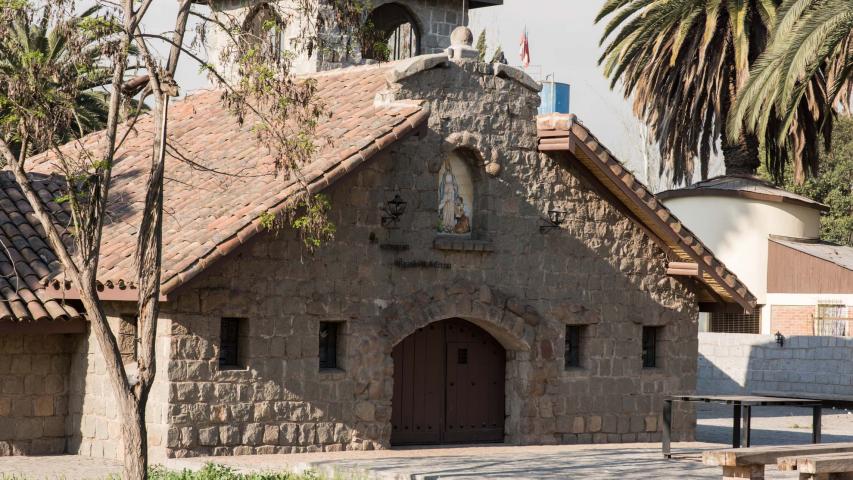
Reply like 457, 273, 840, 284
564, 325, 584, 368
709, 308, 762, 334
815, 301, 849, 336
219, 318, 244, 369
319, 322, 340, 370
642, 326, 660, 369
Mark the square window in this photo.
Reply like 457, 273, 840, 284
219, 318, 244, 369
564, 325, 583, 369
642, 326, 660, 369
319, 322, 340, 370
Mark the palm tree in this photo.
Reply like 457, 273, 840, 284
0, 5, 134, 158
730, 0, 851, 183
596, 0, 830, 185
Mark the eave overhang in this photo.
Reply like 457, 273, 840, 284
537, 114, 757, 314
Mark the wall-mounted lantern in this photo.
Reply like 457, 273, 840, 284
381, 194, 407, 229
775, 331, 785, 348
539, 209, 567, 234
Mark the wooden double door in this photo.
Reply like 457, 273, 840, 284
391, 318, 506, 445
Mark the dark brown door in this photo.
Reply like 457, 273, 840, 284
391, 318, 505, 445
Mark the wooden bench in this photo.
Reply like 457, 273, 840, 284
703, 443, 853, 479
778, 452, 853, 480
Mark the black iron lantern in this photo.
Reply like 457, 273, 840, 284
775, 331, 785, 348
381, 194, 407, 228
540, 208, 567, 233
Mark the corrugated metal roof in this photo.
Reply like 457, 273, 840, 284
770, 238, 853, 271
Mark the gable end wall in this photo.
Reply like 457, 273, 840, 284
148, 60, 698, 457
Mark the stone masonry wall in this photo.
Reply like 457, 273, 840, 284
0, 334, 72, 455
160, 59, 698, 458
698, 332, 853, 396
66, 308, 171, 461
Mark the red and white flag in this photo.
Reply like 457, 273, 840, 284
519, 27, 531, 68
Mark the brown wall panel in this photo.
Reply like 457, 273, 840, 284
767, 241, 853, 294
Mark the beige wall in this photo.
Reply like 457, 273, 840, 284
661, 195, 820, 306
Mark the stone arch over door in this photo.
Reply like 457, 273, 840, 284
362, 3, 422, 61
378, 280, 539, 445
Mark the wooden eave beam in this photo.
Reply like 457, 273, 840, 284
666, 261, 700, 277
567, 131, 755, 314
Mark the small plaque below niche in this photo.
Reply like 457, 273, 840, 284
380, 243, 410, 252
433, 237, 494, 253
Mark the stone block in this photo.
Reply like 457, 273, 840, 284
354, 401, 375, 421
199, 427, 219, 446
33, 396, 54, 417
645, 415, 658, 432
280, 423, 299, 444
263, 425, 279, 445
588, 416, 602, 433
219, 426, 239, 446
242, 423, 263, 446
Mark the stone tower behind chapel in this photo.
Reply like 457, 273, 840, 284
205, 0, 502, 77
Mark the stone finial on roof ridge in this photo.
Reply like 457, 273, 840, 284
447, 26, 479, 62
493, 64, 542, 92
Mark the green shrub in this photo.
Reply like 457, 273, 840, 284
148, 463, 320, 480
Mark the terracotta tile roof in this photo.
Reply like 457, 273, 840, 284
537, 113, 758, 313
21, 63, 428, 302
0, 172, 82, 321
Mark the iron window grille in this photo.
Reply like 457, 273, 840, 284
642, 326, 660, 369
319, 322, 340, 370
564, 325, 583, 368
814, 301, 849, 337
219, 318, 243, 369
709, 308, 762, 334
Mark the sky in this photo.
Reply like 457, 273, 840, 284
137, 0, 723, 188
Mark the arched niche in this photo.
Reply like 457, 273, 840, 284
362, 3, 421, 61
437, 151, 475, 236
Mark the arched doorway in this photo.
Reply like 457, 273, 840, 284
391, 318, 505, 445
362, 3, 420, 61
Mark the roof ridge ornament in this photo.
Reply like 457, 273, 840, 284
446, 26, 479, 61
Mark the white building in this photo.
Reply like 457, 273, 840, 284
659, 174, 852, 336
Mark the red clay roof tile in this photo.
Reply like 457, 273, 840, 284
2, 63, 426, 316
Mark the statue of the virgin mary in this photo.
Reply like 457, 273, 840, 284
438, 160, 459, 233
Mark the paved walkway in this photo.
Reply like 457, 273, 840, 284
2, 405, 852, 479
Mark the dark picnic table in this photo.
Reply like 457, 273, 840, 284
662, 394, 823, 458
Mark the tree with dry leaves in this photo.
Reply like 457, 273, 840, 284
0, 0, 364, 477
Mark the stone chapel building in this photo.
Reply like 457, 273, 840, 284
0, 0, 755, 460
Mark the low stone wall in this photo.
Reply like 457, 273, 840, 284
698, 332, 853, 396
0, 334, 73, 455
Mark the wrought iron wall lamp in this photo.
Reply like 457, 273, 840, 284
539, 209, 567, 234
